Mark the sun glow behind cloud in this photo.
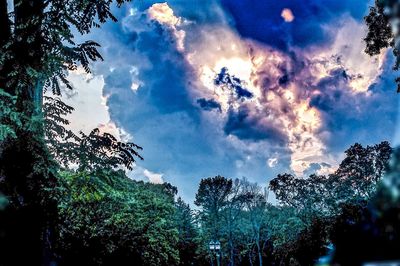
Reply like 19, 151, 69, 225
143, 3, 388, 175
144, 2, 388, 176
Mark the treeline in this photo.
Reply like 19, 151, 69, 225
3, 140, 398, 266
182, 141, 399, 266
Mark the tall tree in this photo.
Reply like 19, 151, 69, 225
195, 175, 232, 265
174, 197, 199, 266
0, 1, 135, 265
195, 175, 233, 241
240, 179, 268, 266
364, 0, 400, 91
221, 179, 247, 266
269, 142, 392, 218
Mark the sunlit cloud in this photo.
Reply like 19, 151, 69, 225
310, 16, 385, 93
281, 8, 295, 23
148, 3, 186, 52
148, 2, 340, 175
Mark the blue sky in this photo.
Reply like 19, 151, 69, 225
66, 0, 399, 202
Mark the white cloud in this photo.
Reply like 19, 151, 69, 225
143, 169, 164, 184
268, 157, 278, 168
148, 3, 186, 52
312, 16, 385, 93
55, 69, 130, 142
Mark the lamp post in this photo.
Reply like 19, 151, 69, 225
209, 241, 215, 266
209, 240, 221, 266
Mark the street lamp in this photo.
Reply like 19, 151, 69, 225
209, 241, 216, 251
209, 240, 221, 266
215, 241, 221, 251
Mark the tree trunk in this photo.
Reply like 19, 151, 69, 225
254, 228, 262, 266
0, 0, 10, 46
256, 241, 262, 266
229, 233, 234, 266
0, 1, 57, 266
248, 248, 254, 266
0, 0, 11, 90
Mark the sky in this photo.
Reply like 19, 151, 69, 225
64, 0, 400, 203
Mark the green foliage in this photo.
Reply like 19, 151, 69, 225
269, 142, 392, 219
0, 1, 141, 265
0, 89, 20, 140
57, 169, 179, 266
190, 142, 393, 265
195, 175, 233, 245
364, 0, 400, 91
364, 1, 393, 57
0, 0, 132, 98
44, 96, 143, 171
174, 197, 199, 265
266, 206, 305, 248
0, 88, 46, 141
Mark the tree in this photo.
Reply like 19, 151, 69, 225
195, 175, 233, 241
269, 173, 331, 220
44, 96, 143, 171
331, 146, 400, 265
335, 141, 392, 200
240, 179, 268, 266
221, 179, 248, 266
364, 0, 400, 91
56, 169, 179, 266
269, 142, 392, 219
174, 197, 199, 266
0, 1, 136, 264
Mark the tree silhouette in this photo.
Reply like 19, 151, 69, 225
364, 0, 400, 91
0, 1, 136, 265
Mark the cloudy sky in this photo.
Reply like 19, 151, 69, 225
65, 0, 400, 202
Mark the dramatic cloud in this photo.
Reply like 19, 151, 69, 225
197, 98, 222, 112
224, 105, 288, 143
69, 1, 398, 201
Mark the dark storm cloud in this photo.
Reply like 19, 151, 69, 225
197, 98, 222, 112
214, 67, 253, 99
224, 105, 287, 144
309, 68, 350, 112
303, 162, 331, 176
221, 0, 369, 50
